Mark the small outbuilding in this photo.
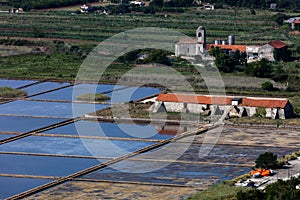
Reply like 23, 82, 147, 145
292, 20, 300, 31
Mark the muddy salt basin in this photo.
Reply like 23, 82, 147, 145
0, 79, 298, 199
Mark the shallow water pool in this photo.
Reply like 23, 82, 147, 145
24, 82, 70, 96
0, 154, 102, 177
0, 79, 37, 88
106, 86, 161, 103
0, 176, 51, 199
0, 100, 109, 118
0, 135, 156, 158
33, 84, 126, 101
43, 121, 175, 140
0, 116, 65, 133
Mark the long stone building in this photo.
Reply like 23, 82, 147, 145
151, 93, 294, 119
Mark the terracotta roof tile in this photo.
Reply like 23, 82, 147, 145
241, 98, 288, 108
157, 94, 289, 109
293, 20, 300, 24
207, 44, 247, 52
268, 40, 286, 49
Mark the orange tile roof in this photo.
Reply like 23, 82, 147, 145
207, 44, 247, 52
241, 98, 288, 108
157, 94, 231, 105
157, 94, 289, 109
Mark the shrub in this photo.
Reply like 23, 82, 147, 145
0, 87, 27, 98
236, 189, 264, 200
261, 81, 274, 91
76, 93, 110, 101
255, 152, 279, 169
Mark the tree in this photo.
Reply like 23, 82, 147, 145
273, 13, 287, 25
250, 9, 256, 15
209, 47, 222, 57
150, 0, 163, 7
245, 58, 273, 78
261, 81, 274, 91
32, 28, 45, 38
236, 189, 264, 200
143, 49, 171, 65
255, 152, 278, 169
265, 178, 300, 200
214, 53, 234, 73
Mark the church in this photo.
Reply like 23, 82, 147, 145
175, 26, 288, 62
175, 26, 207, 57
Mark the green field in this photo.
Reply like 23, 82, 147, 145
0, 9, 296, 44
0, 9, 299, 96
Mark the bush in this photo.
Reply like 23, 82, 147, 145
76, 93, 110, 101
261, 81, 273, 91
273, 13, 287, 25
236, 189, 264, 200
0, 87, 27, 98
265, 178, 300, 200
245, 59, 273, 78
250, 9, 256, 15
255, 152, 279, 169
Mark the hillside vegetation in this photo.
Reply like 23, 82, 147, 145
0, 9, 299, 97
0, 87, 27, 98
7, 0, 98, 11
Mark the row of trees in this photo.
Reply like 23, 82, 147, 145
7, 0, 300, 10
7, 0, 98, 11
205, 0, 300, 10
142, 0, 300, 10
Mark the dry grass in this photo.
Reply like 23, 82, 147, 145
228, 117, 300, 126
39, 2, 114, 11
0, 45, 33, 57
0, 87, 27, 98
76, 93, 110, 101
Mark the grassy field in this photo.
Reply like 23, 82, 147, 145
0, 8, 298, 97
187, 182, 250, 200
0, 9, 294, 44
0, 45, 34, 57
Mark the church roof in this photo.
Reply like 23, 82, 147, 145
176, 38, 199, 44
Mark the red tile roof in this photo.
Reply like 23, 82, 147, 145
156, 94, 230, 105
157, 94, 289, 109
293, 20, 300, 24
207, 44, 247, 52
268, 40, 286, 49
241, 98, 288, 108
